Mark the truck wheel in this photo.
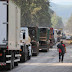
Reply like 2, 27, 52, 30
9, 63, 12, 70
7, 52, 14, 70
24, 45, 28, 62
24, 53, 27, 61
7, 61, 12, 70
34, 53, 38, 56
8, 52, 14, 70
21, 53, 27, 62
46, 48, 49, 52
28, 56, 31, 60
12, 52, 14, 68
33, 52, 38, 56
14, 62, 18, 66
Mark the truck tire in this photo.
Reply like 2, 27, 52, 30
20, 45, 28, 62
27, 49, 31, 60
24, 45, 28, 61
24, 53, 27, 62
12, 52, 14, 68
28, 56, 31, 60
33, 52, 38, 56
14, 62, 18, 66
47, 47, 49, 52
35, 53, 38, 56
7, 51, 14, 70
46, 49, 48, 52
6, 63, 12, 70
22, 52, 28, 62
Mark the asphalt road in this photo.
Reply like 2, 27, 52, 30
1, 41, 72, 72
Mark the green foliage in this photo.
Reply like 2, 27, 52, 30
31, 0, 51, 27
12, 0, 51, 27
51, 13, 64, 28
66, 14, 72, 33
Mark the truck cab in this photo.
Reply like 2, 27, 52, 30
28, 27, 39, 56
49, 28, 55, 48
20, 27, 32, 62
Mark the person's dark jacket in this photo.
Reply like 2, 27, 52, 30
57, 43, 65, 54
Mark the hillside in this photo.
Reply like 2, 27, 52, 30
50, 2, 72, 23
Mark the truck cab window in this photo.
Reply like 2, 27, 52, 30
32, 30, 35, 35
23, 32, 25, 39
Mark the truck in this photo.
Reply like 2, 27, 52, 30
54, 29, 58, 43
20, 27, 32, 62
28, 27, 39, 56
49, 28, 55, 48
0, 0, 21, 69
38, 27, 50, 52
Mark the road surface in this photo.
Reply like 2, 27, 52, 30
1, 40, 72, 72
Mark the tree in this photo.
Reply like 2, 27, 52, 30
12, 0, 32, 26
31, 0, 51, 27
66, 14, 72, 33
12, 0, 51, 27
51, 13, 64, 28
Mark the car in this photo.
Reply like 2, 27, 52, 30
62, 35, 66, 39
66, 35, 71, 40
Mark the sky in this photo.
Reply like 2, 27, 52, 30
50, 0, 72, 5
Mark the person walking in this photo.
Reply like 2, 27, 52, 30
57, 40, 66, 63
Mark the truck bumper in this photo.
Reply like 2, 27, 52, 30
39, 48, 48, 50
0, 62, 6, 66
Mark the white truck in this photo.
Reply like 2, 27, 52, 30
20, 27, 32, 62
0, 0, 21, 70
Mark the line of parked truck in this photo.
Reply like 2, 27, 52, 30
0, 0, 56, 70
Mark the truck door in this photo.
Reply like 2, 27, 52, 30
0, 1, 7, 45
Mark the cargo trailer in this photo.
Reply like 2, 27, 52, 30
38, 27, 50, 52
0, 0, 21, 70
20, 27, 32, 62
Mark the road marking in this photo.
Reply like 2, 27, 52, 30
20, 63, 72, 66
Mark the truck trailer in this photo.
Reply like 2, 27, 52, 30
38, 27, 50, 52
28, 27, 39, 56
0, 0, 21, 69
20, 27, 32, 62
49, 28, 55, 48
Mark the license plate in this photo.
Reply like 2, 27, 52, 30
0, 53, 2, 56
